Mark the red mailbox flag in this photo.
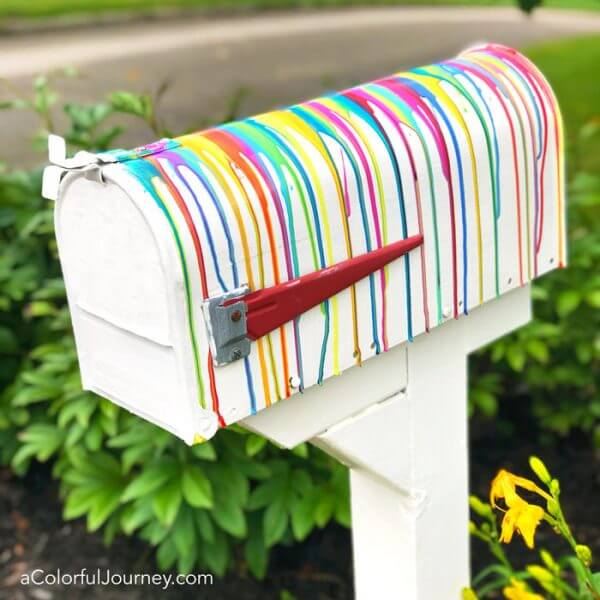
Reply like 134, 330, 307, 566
226, 234, 424, 341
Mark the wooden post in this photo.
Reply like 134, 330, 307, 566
314, 319, 470, 599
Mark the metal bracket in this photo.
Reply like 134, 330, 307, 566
42, 134, 117, 201
42, 134, 181, 201
202, 285, 251, 366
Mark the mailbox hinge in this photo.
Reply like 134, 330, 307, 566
42, 134, 181, 201
42, 134, 118, 201
203, 235, 423, 367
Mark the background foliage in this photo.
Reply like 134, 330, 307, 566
0, 36, 599, 578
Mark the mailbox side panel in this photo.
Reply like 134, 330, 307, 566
85, 44, 565, 438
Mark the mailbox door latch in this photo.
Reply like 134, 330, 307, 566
203, 234, 423, 367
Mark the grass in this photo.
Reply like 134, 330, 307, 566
0, 0, 599, 21
524, 35, 600, 173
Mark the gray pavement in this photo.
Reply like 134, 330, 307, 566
2, 6, 600, 167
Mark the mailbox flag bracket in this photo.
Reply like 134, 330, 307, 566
201, 284, 251, 366
203, 234, 423, 366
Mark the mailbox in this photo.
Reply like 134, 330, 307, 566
45, 43, 564, 446
45, 42, 565, 599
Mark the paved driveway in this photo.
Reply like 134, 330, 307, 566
2, 6, 600, 166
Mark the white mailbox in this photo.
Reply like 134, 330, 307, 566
45, 43, 564, 599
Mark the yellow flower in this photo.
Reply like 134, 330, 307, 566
499, 498, 545, 549
503, 579, 544, 600
490, 469, 550, 549
490, 469, 551, 508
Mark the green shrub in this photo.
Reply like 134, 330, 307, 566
469, 122, 600, 445
0, 74, 350, 578
517, 0, 543, 14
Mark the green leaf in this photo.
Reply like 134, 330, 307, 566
245, 434, 268, 457
16, 423, 65, 462
527, 339, 549, 364
213, 463, 249, 507
263, 500, 288, 547
557, 290, 581, 317
0, 326, 19, 354
576, 342, 593, 364
177, 543, 198, 575
290, 494, 315, 541
506, 345, 526, 372
63, 485, 102, 520
585, 289, 600, 308
472, 390, 497, 418
13, 385, 61, 406
291, 470, 312, 496
291, 443, 309, 459
181, 465, 213, 508
247, 479, 283, 510
156, 536, 178, 571
121, 462, 174, 502
335, 494, 351, 528
172, 506, 196, 556
120, 501, 154, 535
152, 478, 182, 528
84, 422, 104, 452
190, 441, 217, 461
103, 513, 121, 547
26, 300, 57, 317
87, 485, 122, 531
194, 510, 215, 543
202, 531, 229, 577
237, 460, 271, 480
57, 396, 97, 428
314, 493, 335, 527
139, 520, 169, 546
108, 92, 152, 120
212, 495, 246, 538
122, 444, 153, 473
245, 525, 268, 579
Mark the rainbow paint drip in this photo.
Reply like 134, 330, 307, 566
102, 44, 565, 434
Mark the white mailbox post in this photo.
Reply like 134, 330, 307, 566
45, 44, 565, 599
246, 283, 531, 599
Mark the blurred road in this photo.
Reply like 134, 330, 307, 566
2, 6, 600, 166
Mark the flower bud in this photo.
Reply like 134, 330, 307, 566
461, 588, 479, 600
527, 565, 554, 584
529, 456, 552, 485
576, 544, 592, 567
546, 498, 560, 517
469, 521, 478, 535
540, 549, 559, 574
550, 478, 561, 496
469, 496, 493, 518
